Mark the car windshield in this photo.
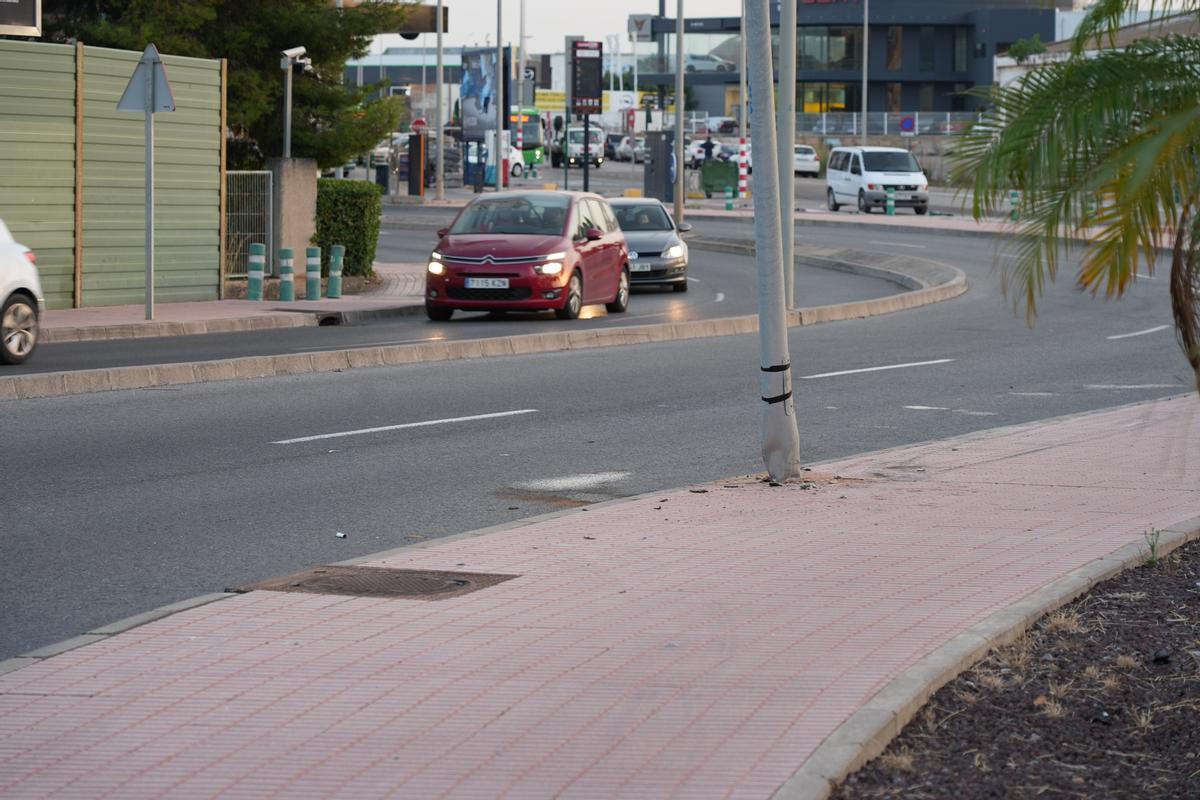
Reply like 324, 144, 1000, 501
567, 129, 603, 145
613, 203, 673, 232
862, 151, 921, 172
450, 195, 570, 236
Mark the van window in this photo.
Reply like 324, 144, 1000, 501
851, 154, 862, 174
862, 151, 921, 172
830, 151, 847, 171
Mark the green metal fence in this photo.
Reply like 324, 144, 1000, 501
0, 40, 225, 309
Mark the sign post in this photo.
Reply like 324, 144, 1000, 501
117, 44, 176, 321
571, 40, 603, 193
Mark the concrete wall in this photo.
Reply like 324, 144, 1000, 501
0, 40, 225, 309
268, 158, 317, 264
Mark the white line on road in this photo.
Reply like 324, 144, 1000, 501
1085, 384, 1179, 390
1136, 272, 1155, 280
800, 359, 955, 380
904, 405, 949, 411
1009, 392, 1056, 397
1106, 324, 1170, 340
514, 472, 632, 492
867, 241, 926, 249
272, 409, 538, 445
714, 292, 726, 303
687, 276, 701, 283
903, 405, 998, 416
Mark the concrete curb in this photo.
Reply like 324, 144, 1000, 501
3, 241, 965, 401
772, 514, 1200, 800
41, 311, 319, 344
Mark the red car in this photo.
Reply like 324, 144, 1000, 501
425, 191, 630, 321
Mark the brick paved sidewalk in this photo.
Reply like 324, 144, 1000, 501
1, 397, 1196, 799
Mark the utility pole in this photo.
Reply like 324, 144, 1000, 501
673, 0, 684, 225
436, 0, 445, 200
515, 0, 525, 177
778, 0, 796, 309
862, 0, 869, 146
495, 0, 504, 193
745, 0, 802, 482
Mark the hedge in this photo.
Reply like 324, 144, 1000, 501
313, 179, 383, 277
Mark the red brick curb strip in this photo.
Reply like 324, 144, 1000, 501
773, 514, 1200, 799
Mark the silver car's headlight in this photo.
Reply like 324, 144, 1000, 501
665, 244, 685, 260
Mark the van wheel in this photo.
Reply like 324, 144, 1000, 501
914, 206, 929, 215
858, 190, 871, 213
827, 188, 840, 212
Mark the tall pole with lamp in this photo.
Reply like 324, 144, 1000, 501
861, 0, 869, 146
738, 0, 747, 201
495, 0, 504, 193
673, 0, 684, 225
778, 0, 796, 308
515, 0, 525, 177
436, 0, 445, 200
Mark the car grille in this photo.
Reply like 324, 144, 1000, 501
631, 268, 672, 279
447, 287, 533, 301
443, 254, 531, 266
634, 251, 661, 258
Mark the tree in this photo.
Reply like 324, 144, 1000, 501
43, 0, 412, 169
953, 0, 1200, 394
1007, 34, 1047, 64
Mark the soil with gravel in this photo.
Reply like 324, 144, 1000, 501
831, 537, 1200, 800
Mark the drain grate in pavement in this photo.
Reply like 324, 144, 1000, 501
233, 565, 518, 600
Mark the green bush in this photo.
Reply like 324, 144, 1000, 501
313, 179, 383, 277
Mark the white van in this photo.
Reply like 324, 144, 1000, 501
825, 146, 929, 215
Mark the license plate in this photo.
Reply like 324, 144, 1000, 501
630, 263, 652, 273
894, 193, 912, 200
465, 277, 509, 289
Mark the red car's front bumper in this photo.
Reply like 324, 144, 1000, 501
425, 263, 570, 312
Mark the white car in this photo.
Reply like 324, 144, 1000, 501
794, 145, 820, 177
683, 54, 734, 72
0, 218, 44, 364
614, 136, 637, 162
509, 145, 525, 177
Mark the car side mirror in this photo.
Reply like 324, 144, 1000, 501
677, 222, 693, 232
585, 227, 604, 241
436, 227, 449, 238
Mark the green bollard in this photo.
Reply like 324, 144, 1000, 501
278, 248, 295, 302
247, 243, 266, 301
886, 186, 896, 216
305, 246, 321, 301
725, 185, 734, 211
1009, 189, 1021, 222
327, 245, 345, 299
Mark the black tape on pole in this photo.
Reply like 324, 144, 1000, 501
761, 362, 791, 404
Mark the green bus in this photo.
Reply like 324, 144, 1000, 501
508, 107, 545, 168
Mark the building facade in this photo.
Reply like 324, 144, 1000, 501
635, 0, 1064, 118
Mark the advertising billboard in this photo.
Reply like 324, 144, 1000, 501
0, 0, 41, 37
460, 46, 509, 138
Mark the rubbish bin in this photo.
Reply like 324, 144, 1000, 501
700, 159, 737, 199
373, 164, 389, 193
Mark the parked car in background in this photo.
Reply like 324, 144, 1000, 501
793, 145, 820, 177
717, 118, 740, 134
633, 137, 646, 163
614, 136, 637, 162
684, 54, 734, 72
825, 146, 929, 214
609, 198, 692, 293
424, 192, 630, 321
604, 133, 624, 160
0, 218, 44, 365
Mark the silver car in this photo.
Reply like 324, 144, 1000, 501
0, 218, 44, 365
609, 199, 691, 292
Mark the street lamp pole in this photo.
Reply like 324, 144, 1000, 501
673, 0, 684, 225
495, 0, 504, 193
283, 64, 293, 158
515, 0, 525, 175
862, 0, 869, 146
436, 0, 445, 200
746, 0, 802, 482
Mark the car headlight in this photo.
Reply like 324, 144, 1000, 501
665, 244, 685, 260
533, 261, 563, 275
427, 261, 446, 275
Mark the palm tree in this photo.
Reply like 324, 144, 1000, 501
953, 0, 1200, 394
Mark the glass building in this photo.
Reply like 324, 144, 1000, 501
635, 0, 1063, 118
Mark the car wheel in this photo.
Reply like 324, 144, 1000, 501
914, 206, 929, 215
555, 273, 583, 320
827, 188, 841, 212
673, 280, 689, 293
425, 304, 453, 322
858, 190, 871, 213
605, 269, 630, 313
511, 162, 523, 178
0, 293, 39, 365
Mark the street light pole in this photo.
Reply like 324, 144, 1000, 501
436, 0, 445, 200
745, 0, 802, 482
862, 0, 869, 146
778, 0, 796, 309
515, 0, 525, 175
495, 0, 504, 193
673, 0, 684, 225
283, 64, 293, 158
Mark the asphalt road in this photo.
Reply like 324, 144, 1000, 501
2, 219, 1192, 660
10, 230, 899, 376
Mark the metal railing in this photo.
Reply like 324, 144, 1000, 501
225, 171, 273, 279
797, 111, 978, 137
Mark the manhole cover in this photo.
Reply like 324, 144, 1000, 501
233, 565, 518, 600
